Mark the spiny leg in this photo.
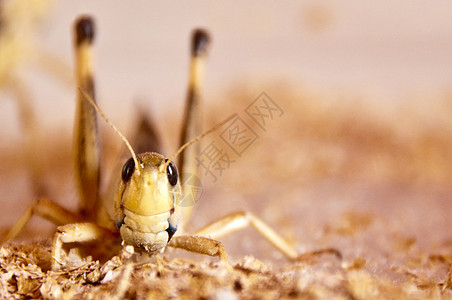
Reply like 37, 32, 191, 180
168, 235, 228, 263
178, 29, 210, 227
3, 18, 92, 241
3, 197, 81, 242
73, 16, 101, 221
194, 211, 300, 260
49, 17, 120, 270
2, 17, 100, 242
174, 30, 299, 261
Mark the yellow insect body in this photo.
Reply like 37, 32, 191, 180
113, 153, 180, 252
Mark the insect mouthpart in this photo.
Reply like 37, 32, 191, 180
166, 220, 178, 242
119, 209, 176, 252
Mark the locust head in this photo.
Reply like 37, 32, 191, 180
113, 152, 181, 252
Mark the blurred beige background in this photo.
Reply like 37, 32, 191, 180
2, 1, 452, 136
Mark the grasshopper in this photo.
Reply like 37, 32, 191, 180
4, 16, 301, 269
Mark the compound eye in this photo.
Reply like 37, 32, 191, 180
122, 157, 135, 182
165, 160, 178, 186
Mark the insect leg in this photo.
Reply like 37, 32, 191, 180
194, 211, 300, 260
3, 197, 81, 242
168, 235, 228, 262
178, 29, 210, 227
73, 16, 100, 221
2, 17, 99, 242
52, 222, 115, 269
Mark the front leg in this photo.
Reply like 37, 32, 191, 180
167, 235, 228, 263
52, 222, 116, 269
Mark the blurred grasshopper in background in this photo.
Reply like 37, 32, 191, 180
4, 16, 301, 269
0, 0, 73, 196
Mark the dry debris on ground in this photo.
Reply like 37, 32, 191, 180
1, 239, 451, 299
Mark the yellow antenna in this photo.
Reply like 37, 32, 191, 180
163, 113, 237, 171
79, 88, 141, 173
